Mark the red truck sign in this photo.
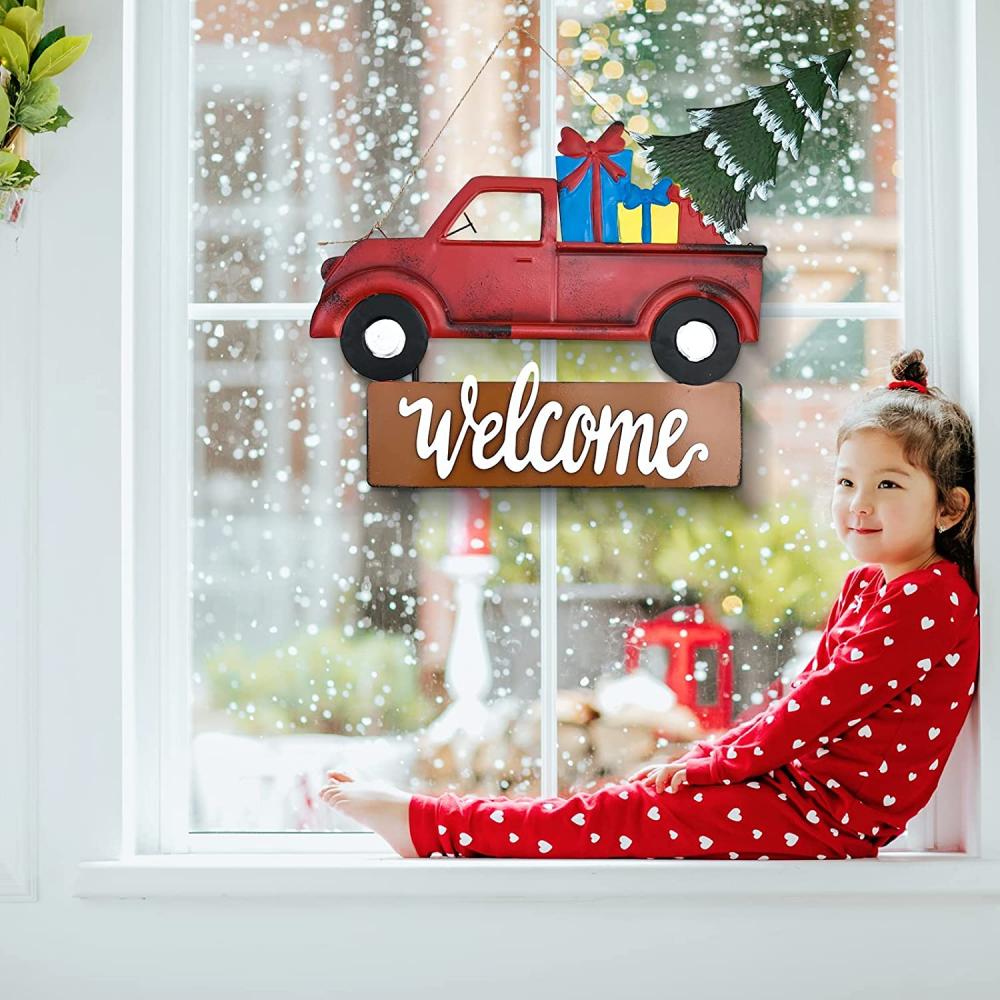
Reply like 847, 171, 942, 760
310, 175, 766, 384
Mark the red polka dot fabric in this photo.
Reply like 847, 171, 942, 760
408, 559, 979, 860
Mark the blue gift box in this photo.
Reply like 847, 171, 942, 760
555, 148, 633, 243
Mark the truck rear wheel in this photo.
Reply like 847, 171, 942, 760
341, 293, 429, 381
650, 297, 741, 385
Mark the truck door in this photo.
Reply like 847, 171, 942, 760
430, 188, 555, 324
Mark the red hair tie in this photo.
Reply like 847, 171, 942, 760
887, 379, 929, 394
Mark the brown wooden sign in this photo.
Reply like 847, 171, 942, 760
367, 362, 741, 488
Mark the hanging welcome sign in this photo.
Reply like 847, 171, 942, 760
367, 361, 741, 488
311, 29, 851, 490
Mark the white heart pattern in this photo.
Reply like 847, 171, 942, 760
805, 810, 820, 824
921, 616, 935, 630
888, 680, 898, 689
820, 696, 831, 706
647, 806, 661, 821
459, 832, 473, 847
884, 636, 894, 646
929, 727, 941, 740
792, 739, 806, 749
904, 583, 918, 595
784, 833, 799, 847
788, 699, 800, 712
590, 832, 600, 843
946, 653, 960, 666
618, 789, 629, 799
509, 832, 519, 843
619, 835, 632, 850
850, 648, 864, 661
727, 807, 743, 822
911, 693, 922, 706
858, 724, 873, 738
883, 795, 896, 806
752, 829, 763, 840
571, 812, 585, 826
699, 836, 713, 850
490, 809, 505, 823
918, 658, 932, 671
860, 683, 873, 695
537, 840, 552, 854
950, 592, 960, 605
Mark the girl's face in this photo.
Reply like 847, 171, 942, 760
832, 428, 940, 570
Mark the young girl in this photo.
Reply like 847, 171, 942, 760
319, 349, 979, 860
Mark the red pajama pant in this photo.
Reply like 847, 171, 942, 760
408, 776, 879, 861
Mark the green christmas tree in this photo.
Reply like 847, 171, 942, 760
639, 49, 851, 241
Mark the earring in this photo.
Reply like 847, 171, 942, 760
937, 523, 946, 533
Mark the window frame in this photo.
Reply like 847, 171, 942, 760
104, 0, 997, 873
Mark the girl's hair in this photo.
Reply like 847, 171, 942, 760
836, 348, 977, 592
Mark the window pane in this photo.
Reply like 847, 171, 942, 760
191, 0, 541, 302
555, 0, 899, 304
191, 326, 543, 831
553, 321, 902, 800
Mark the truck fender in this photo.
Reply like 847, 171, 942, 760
310, 268, 447, 340
638, 279, 760, 345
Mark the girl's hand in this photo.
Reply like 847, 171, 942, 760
628, 762, 689, 794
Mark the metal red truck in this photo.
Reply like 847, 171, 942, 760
310, 174, 766, 384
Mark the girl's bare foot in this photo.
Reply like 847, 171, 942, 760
318, 770, 419, 858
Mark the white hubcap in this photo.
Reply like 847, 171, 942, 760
364, 318, 407, 359
676, 320, 717, 363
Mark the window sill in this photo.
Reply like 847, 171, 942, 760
75, 852, 1000, 900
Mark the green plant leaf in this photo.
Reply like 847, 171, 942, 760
31, 102, 69, 132
14, 75, 57, 129
30, 24, 63, 67
23, 0, 45, 17
0, 24, 29, 81
4, 6, 42, 55
0, 155, 37, 188
0, 87, 9, 138
25, 32, 89, 81
0, 147, 18, 176
0, 0, 20, 15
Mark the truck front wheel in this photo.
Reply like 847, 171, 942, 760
650, 297, 741, 385
341, 293, 429, 381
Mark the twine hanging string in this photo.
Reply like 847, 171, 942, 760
318, 22, 642, 248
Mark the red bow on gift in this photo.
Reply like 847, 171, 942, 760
557, 122, 628, 242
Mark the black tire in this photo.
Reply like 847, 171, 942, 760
649, 297, 741, 385
340, 293, 429, 381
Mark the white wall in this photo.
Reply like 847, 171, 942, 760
1, 2, 1000, 997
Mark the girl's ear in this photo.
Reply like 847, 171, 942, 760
939, 486, 971, 531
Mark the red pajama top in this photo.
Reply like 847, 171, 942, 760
681, 558, 980, 846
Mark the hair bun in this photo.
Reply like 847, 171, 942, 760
889, 349, 929, 387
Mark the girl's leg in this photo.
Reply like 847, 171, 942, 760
408, 778, 876, 860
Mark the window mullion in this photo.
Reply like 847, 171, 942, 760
538, 0, 559, 799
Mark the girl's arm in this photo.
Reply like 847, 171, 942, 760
682, 569, 968, 786
677, 569, 859, 765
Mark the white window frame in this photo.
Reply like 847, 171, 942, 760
61, 0, 1000, 896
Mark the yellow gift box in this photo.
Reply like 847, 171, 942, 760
617, 201, 679, 244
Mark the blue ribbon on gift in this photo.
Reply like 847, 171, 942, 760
621, 178, 673, 243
